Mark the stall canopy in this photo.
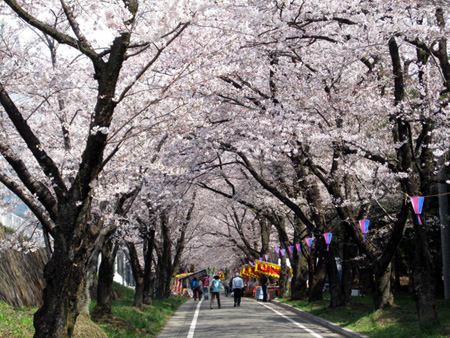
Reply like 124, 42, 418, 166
241, 265, 261, 279
177, 269, 208, 281
254, 261, 282, 278
240, 261, 283, 279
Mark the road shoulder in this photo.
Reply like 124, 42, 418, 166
157, 298, 198, 337
269, 299, 369, 338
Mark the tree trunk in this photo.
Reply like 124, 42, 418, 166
324, 245, 345, 308
143, 230, 155, 305
290, 249, 307, 300
373, 263, 394, 309
279, 255, 290, 298
78, 250, 99, 316
33, 204, 92, 338
438, 163, 450, 299
411, 221, 439, 323
393, 254, 401, 292
155, 211, 175, 299
308, 253, 325, 302
133, 276, 145, 309
33, 249, 85, 338
95, 239, 118, 315
341, 234, 354, 305
127, 241, 144, 309
155, 260, 172, 299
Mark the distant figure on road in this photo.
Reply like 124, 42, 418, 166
210, 275, 222, 309
222, 279, 230, 297
202, 276, 210, 300
260, 273, 268, 302
231, 272, 244, 307
191, 277, 200, 301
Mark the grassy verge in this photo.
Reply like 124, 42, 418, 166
92, 283, 188, 338
0, 283, 187, 338
0, 302, 35, 338
278, 293, 450, 338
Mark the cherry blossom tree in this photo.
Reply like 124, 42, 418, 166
184, 0, 449, 318
0, 0, 198, 336
1, 0, 449, 333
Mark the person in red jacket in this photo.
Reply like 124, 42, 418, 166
202, 276, 210, 300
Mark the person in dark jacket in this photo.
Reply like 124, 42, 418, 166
260, 274, 268, 302
191, 277, 200, 301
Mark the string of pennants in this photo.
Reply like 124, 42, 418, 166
257, 196, 425, 259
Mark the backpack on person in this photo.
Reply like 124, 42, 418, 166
210, 279, 219, 291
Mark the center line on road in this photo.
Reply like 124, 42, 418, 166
259, 302, 324, 338
187, 300, 202, 338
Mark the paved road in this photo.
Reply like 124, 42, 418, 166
158, 294, 363, 338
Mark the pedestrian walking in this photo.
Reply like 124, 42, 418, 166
191, 277, 200, 301
210, 275, 223, 309
223, 279, 230, 297
231, 272, 244, 307
260, 273, 268, 302
202, 276, 210, 300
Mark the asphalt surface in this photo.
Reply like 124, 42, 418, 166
157, 293, 367, 338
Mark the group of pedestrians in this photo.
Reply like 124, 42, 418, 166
190, 271, 268, 309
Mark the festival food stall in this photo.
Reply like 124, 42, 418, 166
172, 269, 208, 297
172, 273, 190, 295
239, 261, 286, 298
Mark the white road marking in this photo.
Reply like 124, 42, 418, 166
259, 302, 324, 338
187, 299, 202, 338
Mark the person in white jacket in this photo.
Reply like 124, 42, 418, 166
231, 273, 244, 307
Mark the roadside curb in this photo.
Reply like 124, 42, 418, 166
269, 299, 369, 338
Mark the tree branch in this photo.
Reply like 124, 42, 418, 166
0, 83, 68, 196
116, 22, 190, 104
4, 0, 99, 63
0, 171, 55, 235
